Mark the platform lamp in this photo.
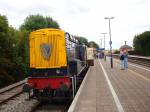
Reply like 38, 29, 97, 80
104, 17, 114, 68
101, 33, 107, 61
100, 38, 103, 48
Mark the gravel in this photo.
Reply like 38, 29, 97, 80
0, 93, 39, 112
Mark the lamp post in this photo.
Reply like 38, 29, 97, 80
101, 33, 107, 61
104, 17, 114, 68
124, 41, 127, 45
100, 38, 103, 48
101, 33, 107, 50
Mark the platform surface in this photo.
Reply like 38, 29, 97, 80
70, 59, 150, 112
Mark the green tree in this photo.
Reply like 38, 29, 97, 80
20, 14, 60, 32
0, 15, 9, 57
0, 14, 29, 88
0, 15, 8, 33
15, 29, 29, 78
0, 15, 18, 87
46, 17, 60, 28
133, 31, 150, 56
75, 36, 89, 46
88, 41, 99, 48
20, 15, 47, 31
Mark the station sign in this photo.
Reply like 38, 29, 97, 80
97, 48, 105, 51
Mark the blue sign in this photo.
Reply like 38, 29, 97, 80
97, 48, 105, 51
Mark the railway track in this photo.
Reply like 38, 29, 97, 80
0, 80, 25, 111
31, 101, 70, 112
0, 66, 89, 112
112, 54, 150, 67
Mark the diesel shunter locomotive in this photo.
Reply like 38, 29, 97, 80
23, 28, 87, 100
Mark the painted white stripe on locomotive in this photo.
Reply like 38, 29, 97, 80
68, 67, 91, 112
99, 60, 124, 112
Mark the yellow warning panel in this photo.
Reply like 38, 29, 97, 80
29, 28, 67, 69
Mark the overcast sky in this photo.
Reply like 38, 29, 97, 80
0, 0, 150, 49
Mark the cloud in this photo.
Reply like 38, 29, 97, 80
65, 0, 90, 14
0, 0, 150, 49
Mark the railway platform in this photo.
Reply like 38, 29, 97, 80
68, 58, 150, 112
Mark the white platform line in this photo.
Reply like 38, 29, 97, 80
68, 67, 91, 112
99, 60, 124, 112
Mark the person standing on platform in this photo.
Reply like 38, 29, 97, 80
120, 51, 125, 70
124, 50, 128, 69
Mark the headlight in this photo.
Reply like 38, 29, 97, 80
56, 70, 60, 74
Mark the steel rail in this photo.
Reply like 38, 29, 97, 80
0, 80, 25, 105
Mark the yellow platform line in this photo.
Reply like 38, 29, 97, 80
113, 58, 150, 82
128, 69, 150, 82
